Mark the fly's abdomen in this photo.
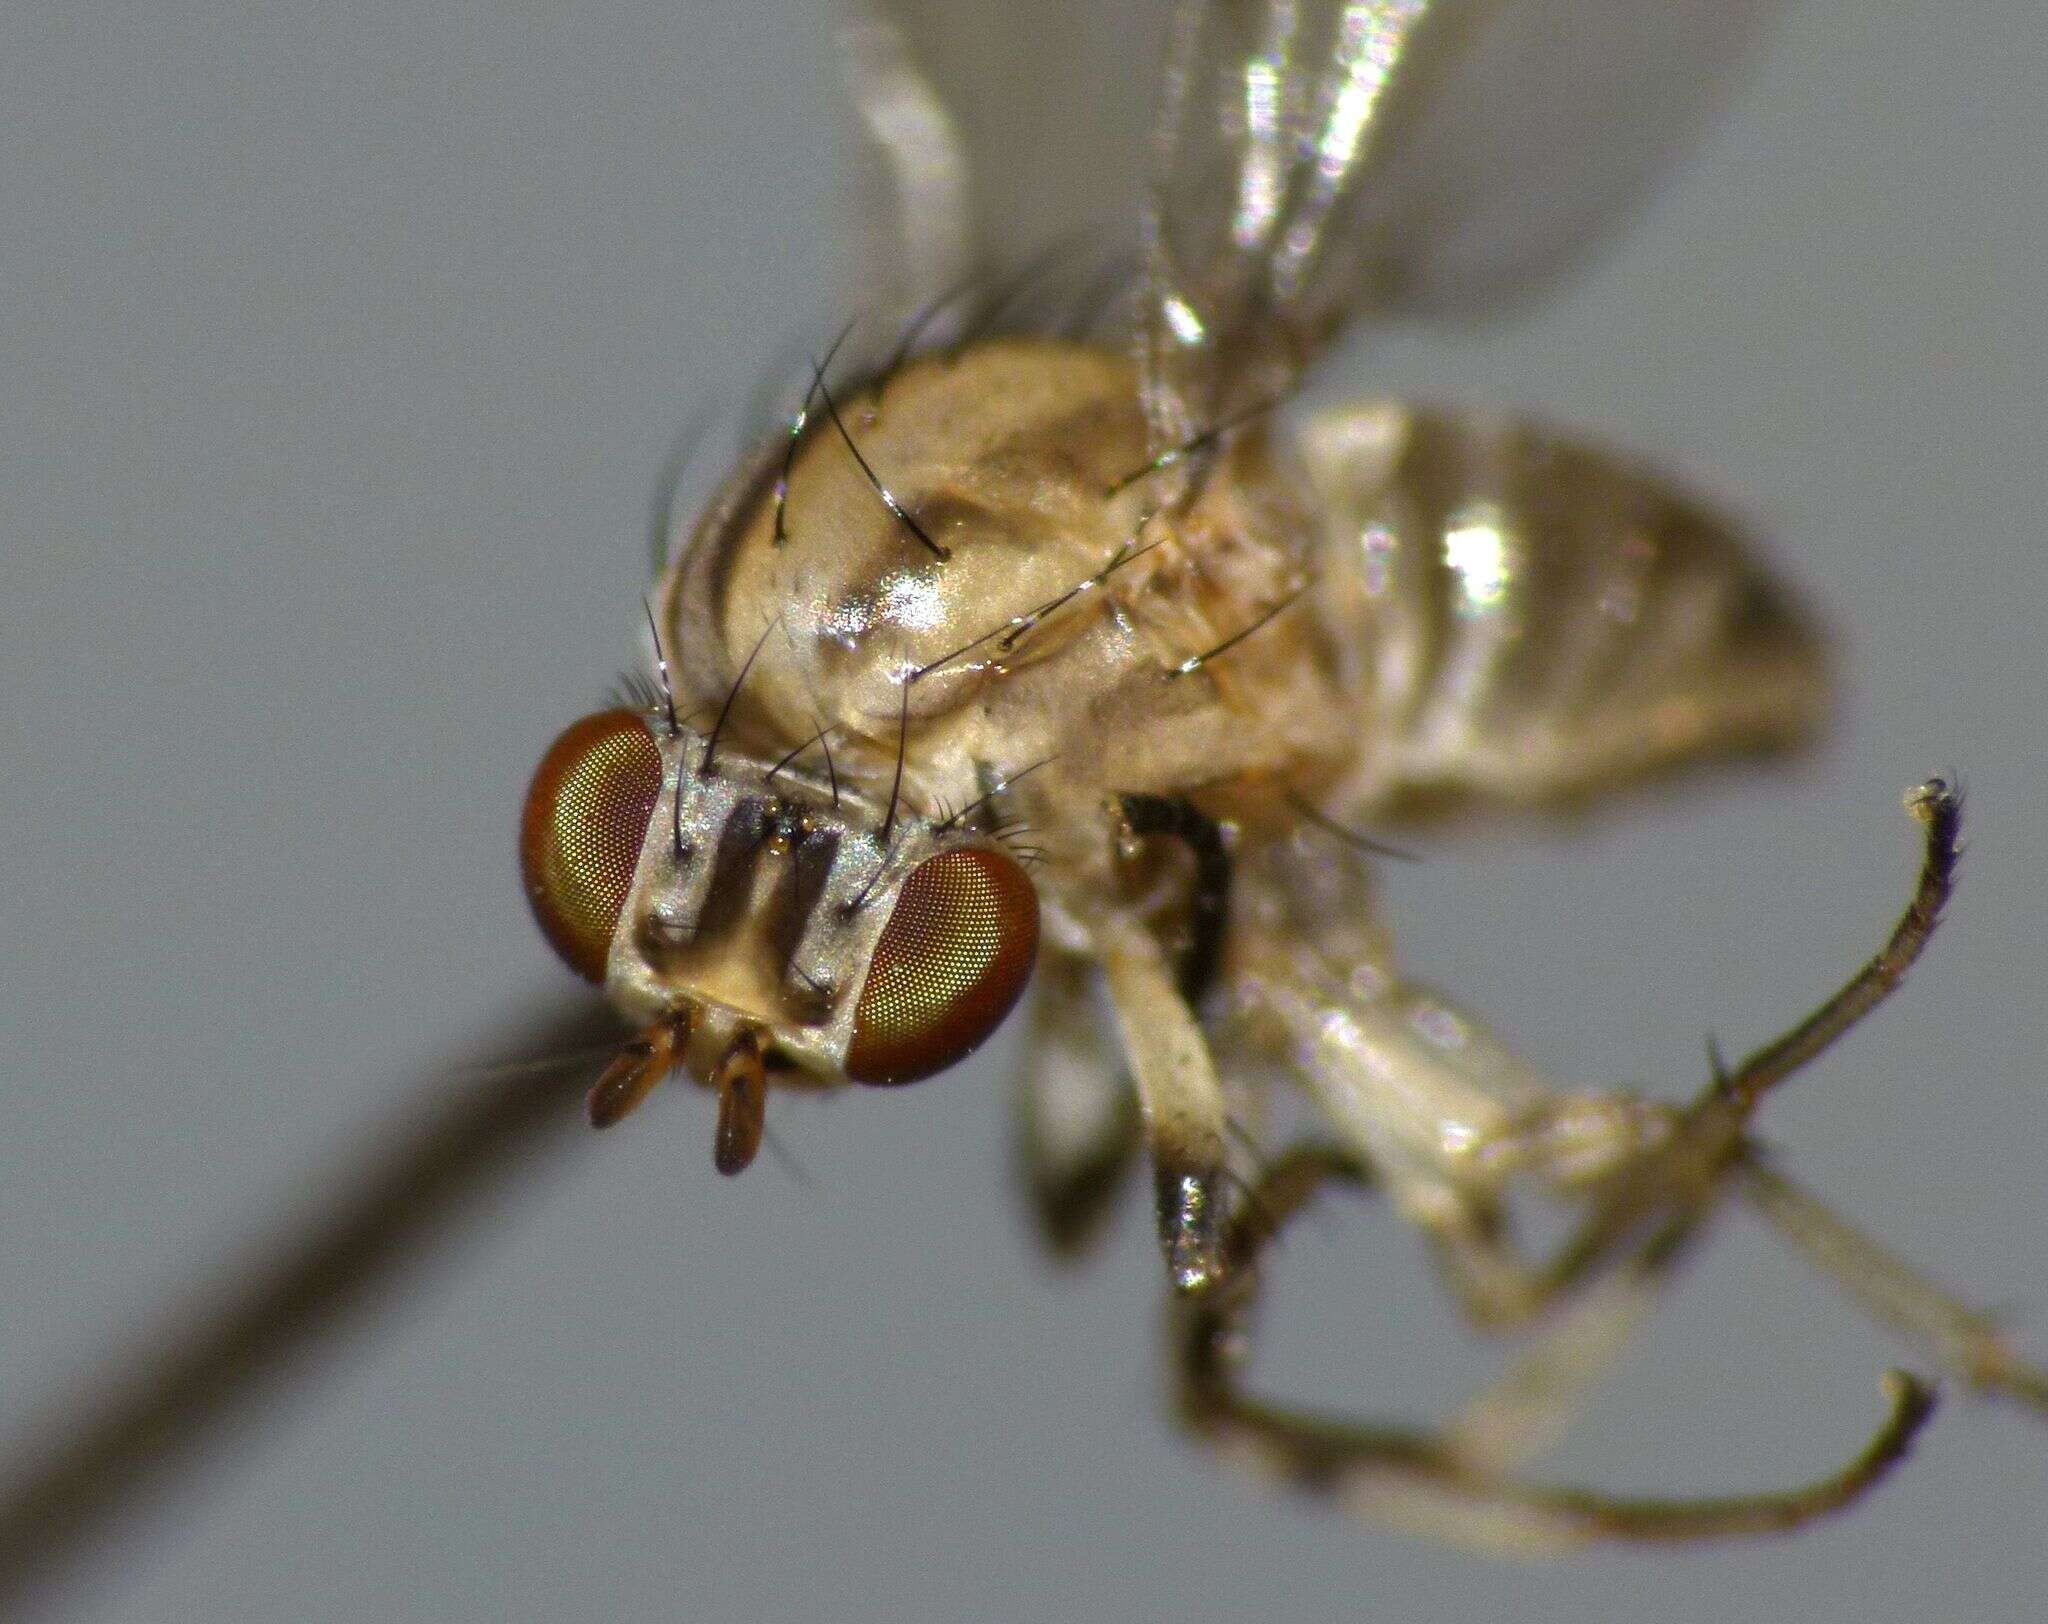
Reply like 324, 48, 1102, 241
1301, 404, 1830, 816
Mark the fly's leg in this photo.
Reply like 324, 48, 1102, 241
1718, 778, 1960, 1118
1442, 1210, 1702, 1473
1410, 1198, 1556, 1331
1737, 1156, 2048, 1415
1173, 777, 2018, 1539
1500, 777, 2048, 1412
1228, 931, 1679, 1331
1098, 795, 1239, 1293
1416, 776, 1963, 1334
1416, 1087, 1686, 1332
1174, 1145, 1937, 1553
1538, 779, 1966, 1302
1117, 796, 1232, 1007
1015, 954, 1140, 1258
1098, 909, 1230, 1292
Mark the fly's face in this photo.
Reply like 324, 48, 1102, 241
520, 695, 1040, 1169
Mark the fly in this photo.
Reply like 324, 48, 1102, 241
512, 0, 2048, 1551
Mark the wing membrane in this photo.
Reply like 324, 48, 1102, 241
846, 0, 1785, 434
1138, 0, 1783, 435
1140, 0, 1433, 438
847, 0, 1169, 335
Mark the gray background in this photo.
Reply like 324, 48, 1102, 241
4, 1, 2046, 1619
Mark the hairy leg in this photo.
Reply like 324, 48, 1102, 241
1097, 795, 1240, 1292
1738, 1155, 2048, 1416
1172, 1146, 1936, 1553
1098, 910, 1230, 1292
1540, 778, 1964, 1302
1443, 1210, 1703, 1474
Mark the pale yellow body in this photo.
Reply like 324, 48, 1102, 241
659, 334, 1821, 934
641, 331, 1828, 1303
659, 340, 1350, 907
576, 0, 2048, 1549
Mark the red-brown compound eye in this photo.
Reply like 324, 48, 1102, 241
520, 709, 664, 981
845, 847, 1039, 1085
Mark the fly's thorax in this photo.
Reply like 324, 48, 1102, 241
602, 720, 1038, 1088
663, 337, 1158, 755
661, 337, 1356, 815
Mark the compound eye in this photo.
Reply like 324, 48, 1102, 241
845, 847, 1039, 1085
521, 709, 664, 981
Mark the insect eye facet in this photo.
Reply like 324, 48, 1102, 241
845, 847, 1040, 1085
521, 709, 664, 981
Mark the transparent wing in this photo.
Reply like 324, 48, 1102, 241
846, 0, 1783, 427
844, 0, 1170, 337
838, 3, 974, 337
1139, 0, 1783, 435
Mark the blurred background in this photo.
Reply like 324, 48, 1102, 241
2, 1, 2044, 1618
